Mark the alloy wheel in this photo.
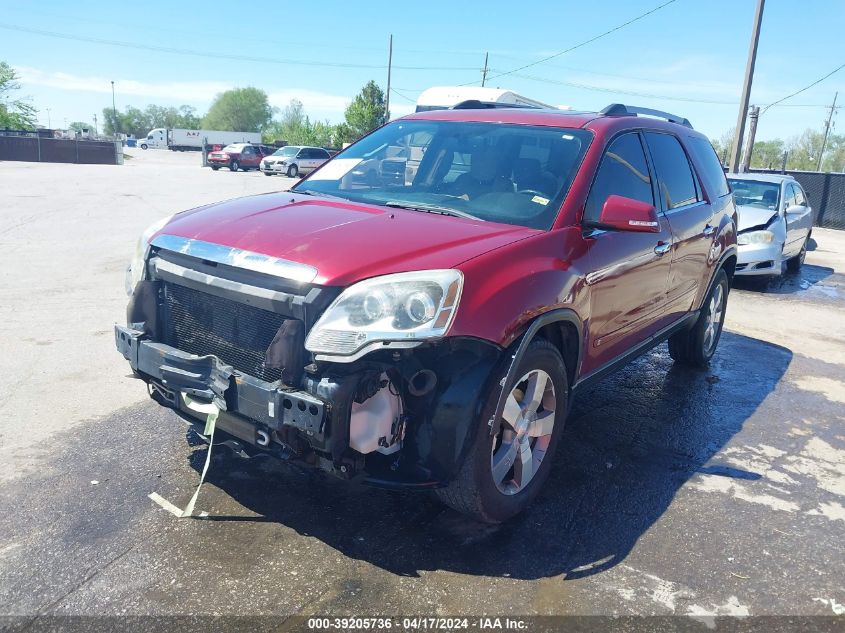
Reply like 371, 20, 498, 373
490, 369, 556, 495
703, 283, 724, 355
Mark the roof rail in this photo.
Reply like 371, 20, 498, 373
600, 103, 692, 128
451, 99, 541, 110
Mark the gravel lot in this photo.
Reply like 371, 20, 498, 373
1, 150, 843, 624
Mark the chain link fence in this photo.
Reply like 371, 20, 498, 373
750, 168, 845, 230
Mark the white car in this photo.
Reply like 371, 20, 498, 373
726, 173, 814, 277
261, 146, 331, 177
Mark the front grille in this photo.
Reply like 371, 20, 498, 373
162, 282, 289, 383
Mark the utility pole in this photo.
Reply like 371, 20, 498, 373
384, 34, 393, 125
817, 91, 838, 171
93, 113, 98, 137
481, 52, 489, 87
46, 107, 51, 128
111, 80, 118, 134
741, 105, 760, 172
729, 0, 765, 173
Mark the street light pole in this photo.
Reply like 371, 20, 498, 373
384, 34, 393, 126
111, 80, 117, 134
729, 0, 765, 173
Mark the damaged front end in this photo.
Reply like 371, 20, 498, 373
115, 236, 503, 487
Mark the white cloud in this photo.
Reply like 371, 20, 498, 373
16, 66, 231, 103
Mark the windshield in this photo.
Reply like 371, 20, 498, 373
273, 146, 299, 157
293, 120, 592, 230
728, 179, 780, 209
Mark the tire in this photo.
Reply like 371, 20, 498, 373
435, 338, 569, 523
210, 166, 219, 171
140, 143, 148, 150
786, 236, 808, 273
229, 160, 240, 172
287, 164, 299, 178
668, 269, 729, 367
263, 171, 273, 176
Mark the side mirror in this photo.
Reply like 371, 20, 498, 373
785, 204, 803, 215
595, 194, 660, 233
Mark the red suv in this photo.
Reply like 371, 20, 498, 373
117, 103, 736, 522
208, 143, 275, 172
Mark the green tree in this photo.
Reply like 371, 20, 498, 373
342, 80, 387, 141
0, 61, 37, 129
821, 133, 845, 172
263, 99, 339, 148
785, 129, 825, 171
709, 128, 735, 166
202, 87, 273, 132
749, 139, 785, 169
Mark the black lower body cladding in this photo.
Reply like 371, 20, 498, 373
119, 277, 504, 488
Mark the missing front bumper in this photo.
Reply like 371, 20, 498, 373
114, 324, 326, 435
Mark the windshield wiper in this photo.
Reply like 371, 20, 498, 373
384, 201, 482, 221
289, 189, 346, 201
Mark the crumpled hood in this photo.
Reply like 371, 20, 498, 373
736, 204, 780, 232
155, 192, 539, 286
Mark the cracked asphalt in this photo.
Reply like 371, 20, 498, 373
1, 151, 843, 626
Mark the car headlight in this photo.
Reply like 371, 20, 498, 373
737, 230, 775, 246
305, 270, 463, 357
125, 214, 174, 295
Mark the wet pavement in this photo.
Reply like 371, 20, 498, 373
1, 330, 843, 620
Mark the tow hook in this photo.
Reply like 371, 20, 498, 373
256, 429, 271, 447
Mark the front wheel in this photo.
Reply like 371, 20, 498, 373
435, 338, 569, 523
263, 171, 273, 176
140, 143, 148, 150
668, 269, 729, 367
786, 236, 808, 272
287, 164, 299, 178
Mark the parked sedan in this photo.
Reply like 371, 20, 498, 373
261, 146, 331, 177
208, 143, 274, 172
727, 173, 814, 277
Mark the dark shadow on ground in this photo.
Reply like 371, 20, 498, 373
189, 331, 791, 581
733, 264, 835, 294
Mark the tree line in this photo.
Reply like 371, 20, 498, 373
710, 126, 845, 173
100, 81, 387, 149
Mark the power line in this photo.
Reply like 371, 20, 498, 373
762, 61, 845, 113
462, 0, 680, 86
0, 22, 478, 72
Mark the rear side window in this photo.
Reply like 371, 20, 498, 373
784, 183, 797, 207
644, 132, 699, 209
687, 136, 730, 199
317, 149, 330, 158
584, 132, 653, 224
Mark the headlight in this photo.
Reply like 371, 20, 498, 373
125, 214, 174, 295
737, 230, 775, 246
305, 270, 463, 358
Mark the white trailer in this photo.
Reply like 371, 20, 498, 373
415, 86, 555, 112
138, 128, 262, 151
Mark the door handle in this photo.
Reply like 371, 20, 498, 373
654, 242, 672, 256
703, 224, 717, 237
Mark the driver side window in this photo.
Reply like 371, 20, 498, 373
584, 133, 654, 224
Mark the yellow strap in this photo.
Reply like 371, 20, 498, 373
149, 392, 219, 519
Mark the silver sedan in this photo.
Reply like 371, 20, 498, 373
726, 173, 814, 277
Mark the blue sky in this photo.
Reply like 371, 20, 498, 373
2, 0, 843, 142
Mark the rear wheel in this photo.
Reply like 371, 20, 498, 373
436, 338, 568, 523
668, 269, 729, 367
229, 160, 240, 172
287, 164, 299, 178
